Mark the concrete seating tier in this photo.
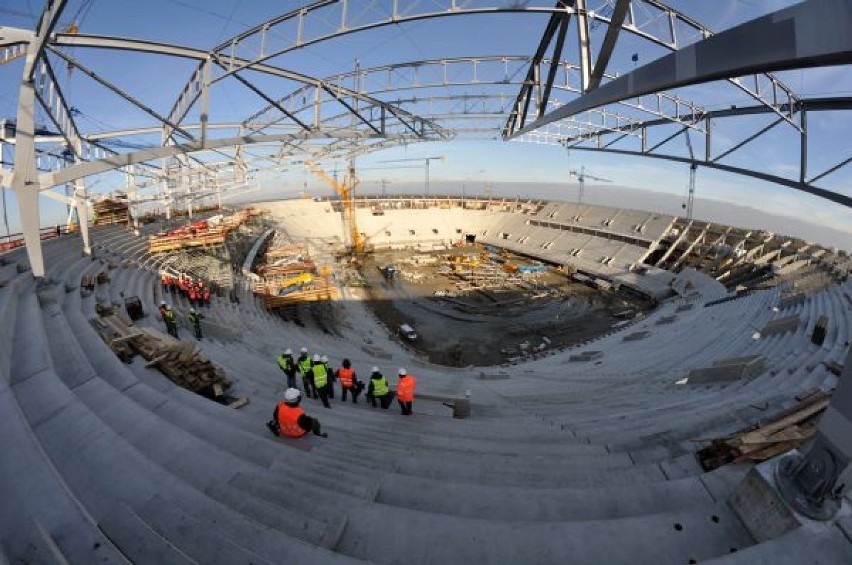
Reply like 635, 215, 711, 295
1, 222, 849, 563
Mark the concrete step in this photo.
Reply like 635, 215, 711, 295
335, 500, 755, 564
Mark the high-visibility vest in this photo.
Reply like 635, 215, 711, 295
312, 362, 328, 388
297, 355, 312, 374
338, 367, 354, 388
188, 311, 200, 325
397, 375, 417, 402
371, 375, 389, 397
277, 354, 293, 372
276, 402, 306, 437
163, 310, 176, 323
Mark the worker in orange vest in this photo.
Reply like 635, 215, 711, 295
266, 388, 327, 438
188, 286, 198, 308
396, 368, 417, 416
336, 358, 363, 404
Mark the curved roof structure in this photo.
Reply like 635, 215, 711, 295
1, 2, 852, 562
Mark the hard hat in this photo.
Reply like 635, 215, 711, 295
190, 307, 196, 313
312, 354, 321, 362
301, 347, 308, 353
284, 348, 292, 355
161, 300, 167, 306
321, 355, 328, 363
371, 366, 380, 373
284, 388, 301, 403
398, 368, 407, 376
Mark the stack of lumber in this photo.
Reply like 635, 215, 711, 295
696, 390, 830, 471
92, 197, 129, 226
260, 277, 340, 309
91, 313, 247, 407
148, 209, 255, 254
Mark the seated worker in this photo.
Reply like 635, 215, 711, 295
366, 367, 394, 409
266, 388, 327, 438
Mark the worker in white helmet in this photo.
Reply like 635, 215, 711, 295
310, 354, 331, 408
276, 347, 298, 390
366, 366, 394, 409
396, 368, 418, 416
296, 347, 316, 398
266, 388, 327, 438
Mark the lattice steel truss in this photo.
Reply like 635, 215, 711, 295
0, 0, 851, 277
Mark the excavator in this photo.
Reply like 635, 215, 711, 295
305, 160, 366, 256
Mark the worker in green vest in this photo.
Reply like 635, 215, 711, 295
310, 354, 331, 408
366, 367, 394, 409
297, 347, 316, 398
276, 348, 298, 390
162, 305, 179, 339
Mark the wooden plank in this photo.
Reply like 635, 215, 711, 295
226, 397, 250, 409
737, 397, 829, 445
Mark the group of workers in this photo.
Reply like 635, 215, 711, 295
267, 347, 418, 439
158, 301, 204, 340
160, 273, 213, 308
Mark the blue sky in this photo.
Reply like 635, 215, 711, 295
0, 0, 850, 247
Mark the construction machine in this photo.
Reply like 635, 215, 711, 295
305, 160, 365, 255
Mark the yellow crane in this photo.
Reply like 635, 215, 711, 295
305, 160, 363, 254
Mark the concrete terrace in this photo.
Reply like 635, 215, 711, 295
1, 200, 851, 564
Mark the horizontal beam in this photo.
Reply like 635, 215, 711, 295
567, 145, 852, 208
39, 130, 409, 188
511, 0, 852, 138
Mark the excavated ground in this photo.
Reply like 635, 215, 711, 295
357, 246, 655, 367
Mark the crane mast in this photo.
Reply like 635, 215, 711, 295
306, 160, 363, 254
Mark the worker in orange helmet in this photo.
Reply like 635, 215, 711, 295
396, 368, 417, 416
266, 388, 327, 438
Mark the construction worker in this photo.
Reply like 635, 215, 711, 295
158, 300, 168, 319
162, 305, 179, 339
277, 348, 298, 390
321, 355, 335, 399
187, 307, 203, 339
336, 358, 363, 404
396, 368, 417, 416
266, 388, 327, 438
297, 347, 316, 398
310, 354, 331, 408
366, 367, 394, 409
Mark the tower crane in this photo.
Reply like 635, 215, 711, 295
379, 156, 445, 196
305, 160, 363, 254
568, 166, 611, 204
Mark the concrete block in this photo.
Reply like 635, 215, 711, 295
689, 355, 765, 383
569, 351, 604, 362
622, 331, 651, 342
761, 315, 800, 337
729, 465, 800, 543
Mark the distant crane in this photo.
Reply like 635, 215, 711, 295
569, 166, 611, 204
379, 156, 445, 196
306, 160, 363, 254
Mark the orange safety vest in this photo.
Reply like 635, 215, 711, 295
276, 402, 307, 437
397, 375, 417, 402
338, 367, 354, 388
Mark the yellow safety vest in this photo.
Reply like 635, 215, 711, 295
312, 362, 328, 388
371, 376, 389, 397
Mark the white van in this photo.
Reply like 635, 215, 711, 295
399, 323, 418, 342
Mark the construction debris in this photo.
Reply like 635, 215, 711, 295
696, 391, 830, 471
148, 209, 256, 254
91, 313, 247, 408
251, 231, 340, 309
